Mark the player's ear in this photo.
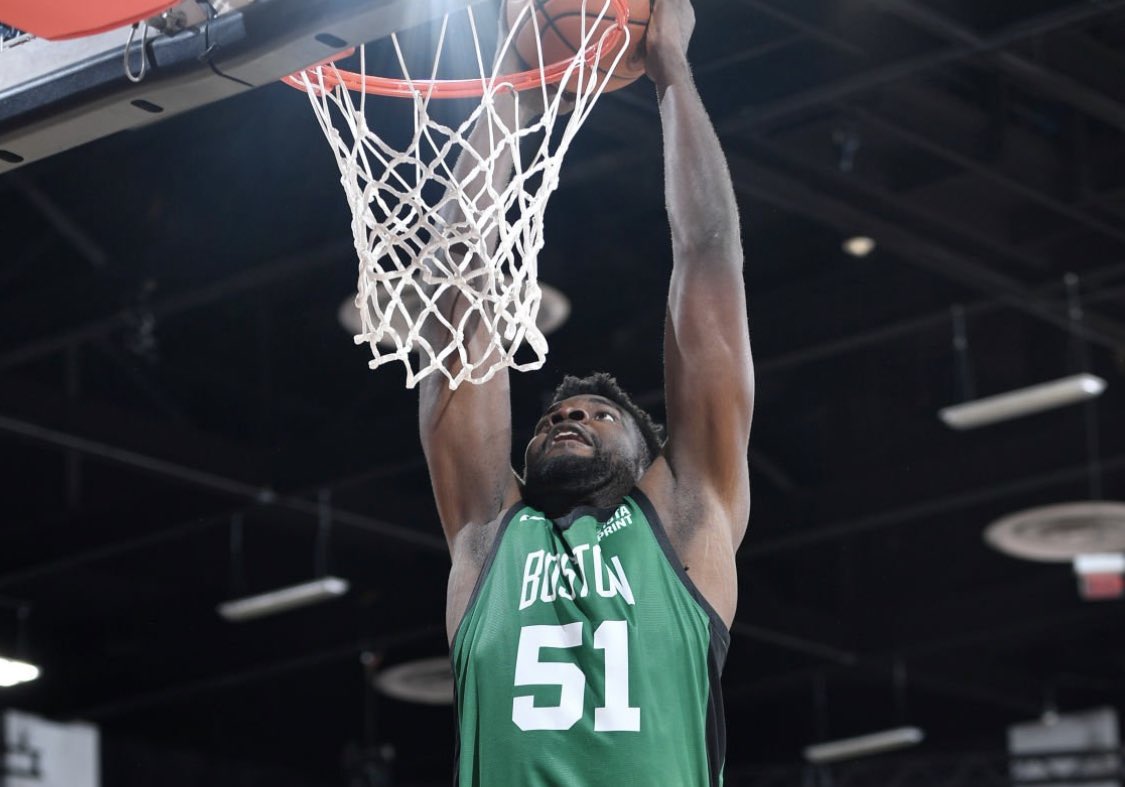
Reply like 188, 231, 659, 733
636, 428, 655, 476
630, 419, 647, 457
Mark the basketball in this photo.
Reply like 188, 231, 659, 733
506, 0, 652, 93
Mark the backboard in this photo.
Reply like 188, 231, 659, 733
0, 0, 483, 174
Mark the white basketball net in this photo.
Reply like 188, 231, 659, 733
293, 1, 630, 388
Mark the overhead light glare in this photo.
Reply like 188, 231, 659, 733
939, 374, 1106, 430
804, 726, 925, 763
843, 236, 876, 258
0, 656, 40, 688
217, 576, 350, 622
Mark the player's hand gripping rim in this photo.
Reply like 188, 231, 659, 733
644, 0, 696, 89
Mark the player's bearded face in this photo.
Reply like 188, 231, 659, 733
523, 418, 641, 502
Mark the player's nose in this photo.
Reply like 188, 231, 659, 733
550, 405, 588, 424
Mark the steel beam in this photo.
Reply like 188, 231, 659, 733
758, 266, 1125, 373
725, 654, 1042, 714
870, 0, 1125, 135
570, 0, 1125, 184
748, 448, 799, 494
840, 103, 1125, 249
10, 174, 109, 267
733, 0, 866, 57
733, 622, 859, 666
68, 625, 445, 720
0, 455, 429, 591
751, 136, 1054, 272
586, 97, 1125, 350
0, 413, 447, 554
0, 240, 352, 372
743, 453, 1125, 559
696, 33, 807, 77
726, 0, 1125, 133
724, 149, 1125, 350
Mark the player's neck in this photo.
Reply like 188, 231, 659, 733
523, 477, 634, 520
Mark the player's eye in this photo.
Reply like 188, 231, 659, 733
595, 412, 616, 422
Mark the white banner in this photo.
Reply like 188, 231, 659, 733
3, 710, 99, 787
1009, 707, 1121, 787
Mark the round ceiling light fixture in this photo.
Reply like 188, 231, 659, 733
842, 236, 877, 258
373, 656, 454, 705
984, 501, 1125, 562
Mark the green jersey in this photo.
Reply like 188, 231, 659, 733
451, 489, 729, 786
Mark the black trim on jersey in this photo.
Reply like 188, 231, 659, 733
450, 501, 524, 787
705, 626, 730, 787
450, 690, 463, 787
629, 488, 732, 645
629, 487, 731, 787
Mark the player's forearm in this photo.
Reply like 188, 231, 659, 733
655, 60, 743, 268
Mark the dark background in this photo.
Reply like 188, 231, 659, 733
1, 0, 1124, 784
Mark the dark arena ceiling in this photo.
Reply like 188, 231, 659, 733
1, 0, 1125, 784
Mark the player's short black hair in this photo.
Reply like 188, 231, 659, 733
550, 372, 665, 465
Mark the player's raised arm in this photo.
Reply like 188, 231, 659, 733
650, 0, 754, 540
418, 55, 537, 549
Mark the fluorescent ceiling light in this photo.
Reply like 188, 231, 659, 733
939, 374, 1106, 430
0, 656, 40, 688
217, 576, 350, 622
842, 236, 876, 258
804, 726, 925, 764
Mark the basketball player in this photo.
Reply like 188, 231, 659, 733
419, 0, 752, 783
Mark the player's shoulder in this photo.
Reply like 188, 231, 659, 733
637, 454, 747, 544
637, 456, 742, 627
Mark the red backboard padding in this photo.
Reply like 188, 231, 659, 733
0, 1, 179, 40
1079, 572, 1124, 601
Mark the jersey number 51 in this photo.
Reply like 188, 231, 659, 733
512, 621, 641, 732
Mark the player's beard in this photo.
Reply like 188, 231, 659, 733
523, 442, 637, 515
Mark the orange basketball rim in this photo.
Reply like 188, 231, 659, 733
282, 0, 632, 99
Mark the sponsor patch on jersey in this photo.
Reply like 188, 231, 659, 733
597, 505, 632, 542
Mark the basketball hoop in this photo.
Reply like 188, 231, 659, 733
281, 1, 631, 99
283, 0, 635, 387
